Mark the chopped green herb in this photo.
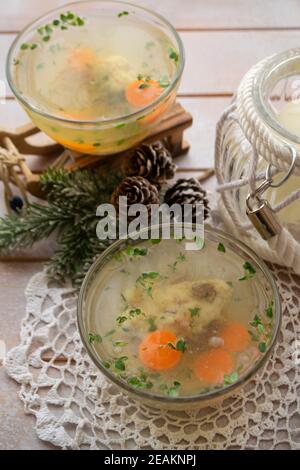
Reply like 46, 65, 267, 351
139, 82, 150, 89
76, 17, 85, 26
13, 59, 20, 65
118, 11, 129, 17
249, 312, 272, 353
45, 24, 53, 34
114, 341, 128, 347
168, 252, 186, 272
136, 115, 146, 121
126, 246, 148, 258
168, 381, 181, 397
265, 300, 274, 318
61, 25, 68, 30
117, 138, 125, 146
168, 47, 179, 63
189, 307, 201, 318
114, 356, 128, 371
88, 332, 102, 344
136, 271, 159, 296
116, 315, 128, 325
115, 123, 125, 129
239, 261, 256, 281
103, 361, 111, 369
116, 307, 144, 325
53, 19, 60, 26
218, 242, 226, 253
158, 76, 170, 88
176, 339, 187, 352
43, 35, 51, 42
259, 342, 267, 353
30, 43, 38, 50
20, 43, 29, 50
224, 371, 238, 385
251, 314, 262, 327
248, 330, 259, 342
128, 373, 153, 389
167, 339, 186, 353
93, 142, 101, 147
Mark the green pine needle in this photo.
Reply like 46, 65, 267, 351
0, 168, 124, 284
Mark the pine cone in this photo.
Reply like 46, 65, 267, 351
164, 177, 210, 221
111, 176, 160, 216
127, 142, 176, 183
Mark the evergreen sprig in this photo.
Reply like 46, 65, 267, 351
0, 168, 124, 284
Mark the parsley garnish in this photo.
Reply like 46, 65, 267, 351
114, 341, 128, 347
239, 261, 256, 281
151, 238, 161, 245
168, 47, 179, 63
136, 271, 159, 297
139, 82, 150, 89
88, 332, 102, 344
128, 372, 153, 389
114, 356, 128, 371
168, 252, 186, 272
118, 11, 129, 17
116, 308, 144, 325
22, 11, 85, 50
159, 381, 181, 396
158, 76, 170, 88
218, 242, 226, 253
224, 371, 238, 385
265, 300, 274, 318
258, 342, 267, 353
189, 307, 201, 317
126, 246, 148, 258
167, 339, 186, 353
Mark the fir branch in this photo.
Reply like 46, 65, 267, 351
0, 168, 124, 283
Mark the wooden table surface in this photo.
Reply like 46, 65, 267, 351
1, 0, 300, 450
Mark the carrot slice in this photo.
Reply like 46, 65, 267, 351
194, 348, 233, 384
68, 47, 96, 71
139, 330, 182, 371
126, 79, 163, 108
219, 322, 250, 353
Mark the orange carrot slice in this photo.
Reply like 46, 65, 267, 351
139, 330, 182, 371
194, 348, 233, 384
126, 79, 163, 108
219, 322, 250, 353
68, 47, 96, 71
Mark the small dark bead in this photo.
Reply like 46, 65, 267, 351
9, 196, 24, 213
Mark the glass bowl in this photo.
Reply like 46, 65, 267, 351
77, 225, 281, 410
6, 1, 184, 156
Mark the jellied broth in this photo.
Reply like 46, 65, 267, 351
82, 237, 275, 398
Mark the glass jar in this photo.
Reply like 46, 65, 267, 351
216, 48, 300, 270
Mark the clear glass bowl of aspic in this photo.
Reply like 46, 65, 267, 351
6, 1, 184, 155
77, 225, 281, 410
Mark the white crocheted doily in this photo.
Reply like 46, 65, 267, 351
5, 260, 300, 449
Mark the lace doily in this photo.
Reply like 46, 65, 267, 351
5, 259, 300, 449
